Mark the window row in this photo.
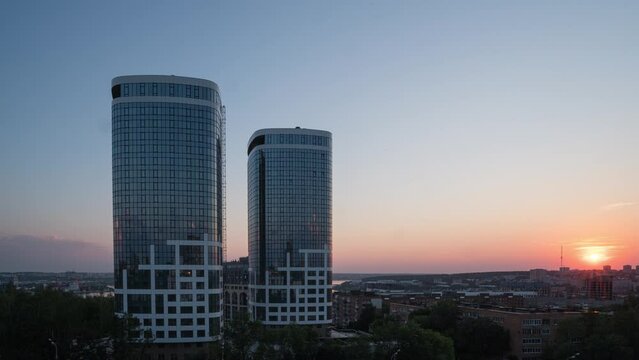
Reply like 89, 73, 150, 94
113, 145, 214, 156
260, 314, 326, 322
113, 132, 216, 143
114, 181, 214, 191
264, 134, 330, 147
268, 305, 328, 312
113, 83, 220, 103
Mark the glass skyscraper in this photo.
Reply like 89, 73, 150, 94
111, 75, 225, 343
247, 128, 332, 327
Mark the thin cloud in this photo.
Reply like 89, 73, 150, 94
572, 237, 624, 250
0, 234, 112, 272
571, 237, 625, 263
601, 202, 637, 212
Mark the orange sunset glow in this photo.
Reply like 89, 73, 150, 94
0, 2, 638, 275
584, 251, 605, 264
575, 240, 623, 268
327, 203, 638, 272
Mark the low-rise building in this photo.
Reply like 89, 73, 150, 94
585, 274, 612, 300
529, 269, 548, 282
332, 291, 380, 328
460, 305, 581, 360
388, 302, 425, 322
459, 291, 531, 308
223, 257, 249, 321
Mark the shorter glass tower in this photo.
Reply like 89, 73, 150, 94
247, 128, 332, 326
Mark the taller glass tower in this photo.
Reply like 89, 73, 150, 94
111, 75, 225, 343
247, 128, 332, 327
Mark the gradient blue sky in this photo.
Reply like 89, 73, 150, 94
0, 1, 637, 272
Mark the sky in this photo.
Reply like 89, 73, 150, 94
0, 1, 637, 273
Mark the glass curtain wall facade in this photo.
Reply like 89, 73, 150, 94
247, 128, 332, 327
111, 75, 225, 343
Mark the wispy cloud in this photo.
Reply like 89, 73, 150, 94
571, 237, 625, 263
601, 202, 637, 212
572, 237, 624, 250
0, 234, 111, 272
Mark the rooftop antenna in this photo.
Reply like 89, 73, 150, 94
561, 245, 563, 268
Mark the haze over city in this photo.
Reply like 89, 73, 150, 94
0, 1, 637, 273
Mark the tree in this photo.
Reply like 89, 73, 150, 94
0, 287, 151, 360
410, 301, 458, 337
111, 314, 148, 360
371, 316, 403, 359
371, 318, 454, 360
454, 317, 510, 360
611, 297, 639, 359
547, 312, 635, 360
223, 314, 261, 360
278, 325, 319, 360
351, 304, 377, 331
0, 287, 123, 359
223, 317, 320, 360
317, 338, 371, 360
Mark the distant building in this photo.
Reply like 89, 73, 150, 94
538, 285, 569, 298
459, 292, 528, 308
382, 294, 439, 308
332, 291, 379, 328
67, 281, 80, 292
585, 275, 612, 300
529, 269, 547, 282
603, 265, 612, 272
623, 265, 632, 273
559, 267, 570, 273
461, 305, 581, 360
224, 257, 249, 321
612, 278, 634, 295
388, 302, 425, 322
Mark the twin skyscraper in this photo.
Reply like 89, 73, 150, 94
111, 75, 332, 346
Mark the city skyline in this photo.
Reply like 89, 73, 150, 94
1, 1, 638, 273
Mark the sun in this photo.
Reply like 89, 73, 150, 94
579, 245, 611, 265
584, 252, 604, 264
